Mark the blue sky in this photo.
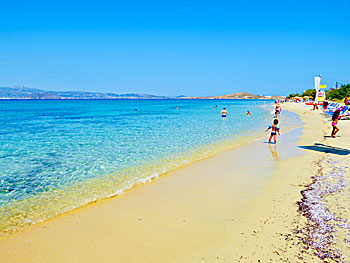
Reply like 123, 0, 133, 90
0, 0, 349, 96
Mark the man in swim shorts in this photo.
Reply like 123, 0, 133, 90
220, 108, 228, 117
274, 102, 281, 118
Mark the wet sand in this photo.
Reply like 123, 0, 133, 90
1, 103, 348, 262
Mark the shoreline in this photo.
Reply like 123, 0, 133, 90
0, 103, 282, 236
0, 103, 344, 262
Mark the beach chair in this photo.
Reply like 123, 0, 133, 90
330, 103, 340, 110
324, 108, 336, 116
325, 105, 348, 118
339, 106, 350, 120
340, 105, 350, 116
324, 103, 341, 116
326, 102, 336, 110
324, 102, 336, 110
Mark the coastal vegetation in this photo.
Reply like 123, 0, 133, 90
286, 89, 316, 100
287, 84, 350, 101
326, 84, 350, 101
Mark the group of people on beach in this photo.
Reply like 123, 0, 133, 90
312, 97, 349, 138
265, 97, 349, 141
219, 100, 282, 144
288, 96, 349, 138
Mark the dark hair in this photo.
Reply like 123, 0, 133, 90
273, 119, 279, 125
332, 110, 340, 121
223, 107, 226, 110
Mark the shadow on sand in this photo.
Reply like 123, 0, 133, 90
299, 143, 350, 156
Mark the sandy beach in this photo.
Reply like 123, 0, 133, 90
1, 103, 350, 262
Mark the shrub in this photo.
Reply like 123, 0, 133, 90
326, 84, 350, 101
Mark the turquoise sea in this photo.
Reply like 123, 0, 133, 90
0, 99, 281, 234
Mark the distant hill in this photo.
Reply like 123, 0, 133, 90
0, 86, 283, 100
0, 86, 180, 100
184, 92, 284, 100
208, 92, 264, 99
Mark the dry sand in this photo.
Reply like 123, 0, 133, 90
1, 103, 349, 262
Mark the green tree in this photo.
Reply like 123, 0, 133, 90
326, 84, 350, 101
302, 89, 316, 99
286, 93, 301, 99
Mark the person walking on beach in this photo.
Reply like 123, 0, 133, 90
345, 97, 349, 106
323, 99, 329, 110
274, 102, 281, 118
265, 119, 280, 144
220, 108, 228, 117
331, 109, 346, 138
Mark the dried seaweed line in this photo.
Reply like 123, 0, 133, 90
295, 159, 350, 262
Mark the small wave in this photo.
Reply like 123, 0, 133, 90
0, 104, 302, 235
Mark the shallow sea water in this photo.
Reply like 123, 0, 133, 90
0, 99, 299, 234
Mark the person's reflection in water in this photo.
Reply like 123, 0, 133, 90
269, 143, 280, 161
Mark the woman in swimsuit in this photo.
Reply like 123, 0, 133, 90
331, 110, 345, 138
265, 119, 281, 144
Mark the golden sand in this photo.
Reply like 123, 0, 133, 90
0, 103, 348, 262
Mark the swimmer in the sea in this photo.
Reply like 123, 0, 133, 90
265, 119, 280, 144
220, 108, 228, 117
246, 110, 251, 116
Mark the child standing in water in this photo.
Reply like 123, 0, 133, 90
265, 119, 281, 144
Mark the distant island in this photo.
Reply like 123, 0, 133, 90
183, 92, 284, 100
0, 86, 183, 100
0, 86, 283, 100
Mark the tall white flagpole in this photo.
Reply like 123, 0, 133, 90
314, 75, 321, 102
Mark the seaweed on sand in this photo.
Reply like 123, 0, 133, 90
294, 159, 350, 262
